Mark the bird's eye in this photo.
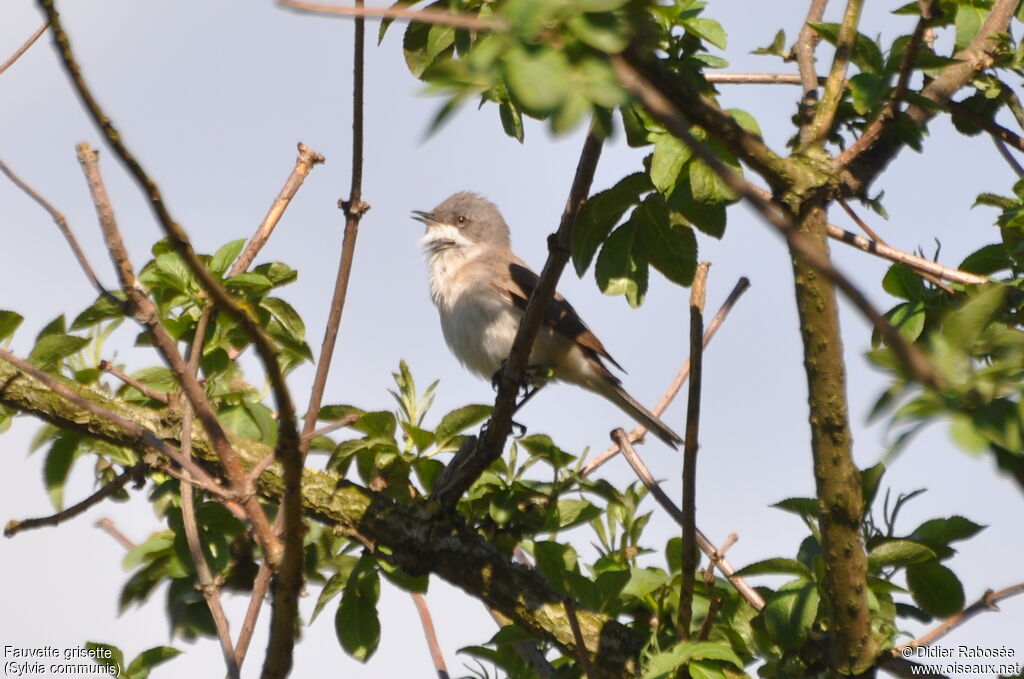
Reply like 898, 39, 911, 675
456, 215, 467, 226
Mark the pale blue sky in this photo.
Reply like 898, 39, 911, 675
1, 2, 1021, 677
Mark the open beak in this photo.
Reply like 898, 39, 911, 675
411, 210, 435, 225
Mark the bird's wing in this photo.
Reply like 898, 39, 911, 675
490, 257, 625, 373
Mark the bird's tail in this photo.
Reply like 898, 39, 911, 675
595, 379, 683, 449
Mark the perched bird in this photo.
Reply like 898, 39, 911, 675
412, 192, 683, 448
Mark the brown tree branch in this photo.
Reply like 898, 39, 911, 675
74, 142, 282, 564
0, 157, 110, 297
0, 21, 48, 75
678, 262, 708, 641
794, 0, 829, 141
430, 123, 604, 507
612, 55, 940, 389
894, 583, 1024, 652
836, 1, 937, 166
4, 462, 143, 537
411, 593, 450, 679
95, 516, 136, 550
609, 429, 765, 610
993, 137, 1024, 178
804, 0, 864, 148
0, 347, 224, 495
233, 143, 325, 276
842, 0, 1018, 195
581, 277, 750, 475
99, 360, 170, 404
277, 0, 498, 32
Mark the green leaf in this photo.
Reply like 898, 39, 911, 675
808, 22, 884, 73
763, 580, 819, 649
319, 404, 365, 422
44, 432, 79, 510
650, 133, 692, 193
959, 244, 1008, 275
0, 310, 24, 342
622, 566, 668, 598
260, 297, 306, 343
909, 516, 985, 547
734, 558, 810, 578
751, 29, 789, 59
224, 272, 272, 293
771, 497, 819, 518
568, 11, 629, 53
849, 72, 888, 115
434, 404, 492, 450
882, 263, 926, 301
499, 100, 525, 142
355, 410, 398, 440
336, 555, 382, 662
860, 463, 886, 510
595, 218, 649, 307
667, 177, 727, 239
642, 641, 744, 679
27, 333, 89, 370
71, 293, 126, 330
518, 433, 575, 468
636, 194, 698, 287
689, 149, 740, 205
253, 261, 298, 286
573, 172, 651, 276
84, 643, 125, 675
210, 238, 246, 277
955, 4, 989, 51
426, 23, 456, 62
906, 561, 965, 617
867, 539, 936, 569
125, 646, 182, 679
503, 45, 571, 117
683, 17, 727, 50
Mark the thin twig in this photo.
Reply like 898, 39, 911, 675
430, 123, 604, 506
836, 1, 936, 167
581, 278, 750, 475
99, 360, 169, 403
794, 0, 829, 140
95, 517, 135, 550
231, 564, 273, 676
75, 142, 282, 563
610, 429, 764, 610
706, 73, 805, 86
564, 599, 595, 679
612, 55, 940, 389
946, 99, 1024, 154
181, 472, 240, 679
836, 197, 954, 293
232, 143, 325, 276
5, 463, 143, 537
0, 347, 225, 495
277, 0, 499, 31
42, 3, 300, 571
678, 262, 708, 641
0, 157, 110, 296
697, 535, 735, 642
993, 137, 1024, 178
411, 593, 450, 679
0, 21, 49, 75
893, 583, 1024, 652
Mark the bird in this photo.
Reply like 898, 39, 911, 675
411, 191, 683, 448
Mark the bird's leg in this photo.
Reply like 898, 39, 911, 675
488, 362, 553, 438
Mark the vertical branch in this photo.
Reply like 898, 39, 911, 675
298, 0, 369, 457
794, 0, 829, 143
790, 203, 875, 673
803, 0, 864, 148
411, 593, 450, 679
678, 262, 708, 641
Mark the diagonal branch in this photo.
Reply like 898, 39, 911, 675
0, 21, 49, 75
581, 276, 750, 474
894, 582, 1024, 652
4, 462, 143, 537
836, 1, 937, 167
612, 55, 939, 389
0, 157, 111, 297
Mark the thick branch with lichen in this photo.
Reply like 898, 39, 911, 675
0, 358, 641, 679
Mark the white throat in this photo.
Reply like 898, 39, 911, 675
419, 223, 483, 308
